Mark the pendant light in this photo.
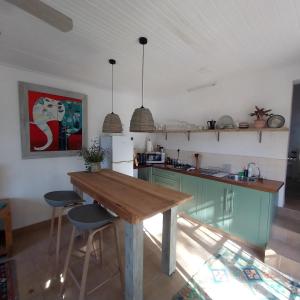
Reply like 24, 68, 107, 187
102, 59, 123, 133
130, 37, 155, 132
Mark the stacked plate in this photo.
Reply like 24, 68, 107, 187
216, 115, 236, 129
239, 122, 249, 129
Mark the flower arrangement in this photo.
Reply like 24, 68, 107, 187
80, 139, 105, 172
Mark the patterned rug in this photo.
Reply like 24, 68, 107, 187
0, 260, 18, 300
173, 241, 300, 300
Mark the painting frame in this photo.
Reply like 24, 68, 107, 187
18, 81, 88, 159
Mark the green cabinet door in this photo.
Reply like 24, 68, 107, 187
180, 174, 198, 218
198, 179, 229, 228
230, 185, 272, 247
152, 168, 181, 181
152, 175, 180, 191
151, 168, 180, 191
138, 167, 151, 182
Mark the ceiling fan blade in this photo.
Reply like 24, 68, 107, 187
5, 0, 73, 32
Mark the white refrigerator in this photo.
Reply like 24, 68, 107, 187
100, 135, 134, 177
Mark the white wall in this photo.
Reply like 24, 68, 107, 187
1, 61, 299, 228
153, 63, 297, 157
151, 63, 300, 206
0, 64, 153, 229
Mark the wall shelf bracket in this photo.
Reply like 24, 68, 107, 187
185, 131, 191, 141
215, 131, 220, 142
258, 130, 262, 143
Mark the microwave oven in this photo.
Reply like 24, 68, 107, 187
145, 152, 165, 164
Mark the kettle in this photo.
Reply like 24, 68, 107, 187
247, 162, 260, 178
146, 138, 153, 153
207, 120, 216, 130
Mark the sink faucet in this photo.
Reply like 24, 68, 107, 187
247, 162, 260, 178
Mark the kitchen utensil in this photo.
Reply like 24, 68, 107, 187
177, 149, 180, 160
207, 120, 216, 129
194, 153, 200, 170
216, 115, 236, 129
267, 114, 285, 128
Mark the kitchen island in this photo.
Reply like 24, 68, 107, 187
68, 170, 192, 300
138, 165, 284, 248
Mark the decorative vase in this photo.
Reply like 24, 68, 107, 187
254, 119, 266, 129
89, 162, 101, 172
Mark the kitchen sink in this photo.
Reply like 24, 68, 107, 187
226, 174, 257, 182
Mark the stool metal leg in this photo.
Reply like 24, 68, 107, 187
55, 207, 63, 267
60, 226, 76, 297
48, 207, 56, 254
79, 232, 94, 300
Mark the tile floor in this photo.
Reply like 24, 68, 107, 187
14, 214, 269, 300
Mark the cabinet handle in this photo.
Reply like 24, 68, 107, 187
227, 190, 231, 214
223, 188, 227, 215
226, 188, 232, 214
230, 191, 235, 214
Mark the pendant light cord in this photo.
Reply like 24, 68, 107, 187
111, 63, 114, 113
141, 44, 144, 108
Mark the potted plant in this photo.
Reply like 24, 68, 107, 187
80, 139, 105, 172
250, 106, 272, 129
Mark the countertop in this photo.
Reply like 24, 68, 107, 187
69, 170, 192, 224
136, 164, 284, 193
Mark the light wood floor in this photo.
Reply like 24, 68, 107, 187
14, 214, 264, 300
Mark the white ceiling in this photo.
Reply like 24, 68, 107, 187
1, 0, 300, 96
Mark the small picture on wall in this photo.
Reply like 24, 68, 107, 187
19, 81, 87, 158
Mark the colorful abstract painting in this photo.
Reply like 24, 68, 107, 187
19, 82, 87, 158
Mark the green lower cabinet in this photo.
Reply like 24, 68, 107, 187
138, 167, 151, 182
199, 179, 229, 228
230, 185, 272, 247
148, 167, 274, 248
152, 175, 180, 191
151, 168, 180, 191
180, 174, 199, 218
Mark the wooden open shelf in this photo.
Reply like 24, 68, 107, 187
154, 127, 289, 143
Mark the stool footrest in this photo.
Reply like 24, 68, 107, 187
68, 268, 81, 289
87, 271, 120, 296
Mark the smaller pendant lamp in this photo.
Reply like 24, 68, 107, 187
102, 59, 123, 133
130, 37, 155, 132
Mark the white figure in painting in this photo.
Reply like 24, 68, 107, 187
32, 97, 66, 150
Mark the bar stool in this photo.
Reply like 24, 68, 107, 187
44, 191, 83, 265
60, 204, 123, 300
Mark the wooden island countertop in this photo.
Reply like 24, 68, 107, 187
68, 169, 192, 224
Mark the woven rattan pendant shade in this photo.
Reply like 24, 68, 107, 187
130, 106, 155, 132
130, 37, 155, 132
102, 59, 123, 133
103, 112, 123, 133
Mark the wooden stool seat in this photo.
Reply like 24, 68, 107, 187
61, 204, 123, 300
